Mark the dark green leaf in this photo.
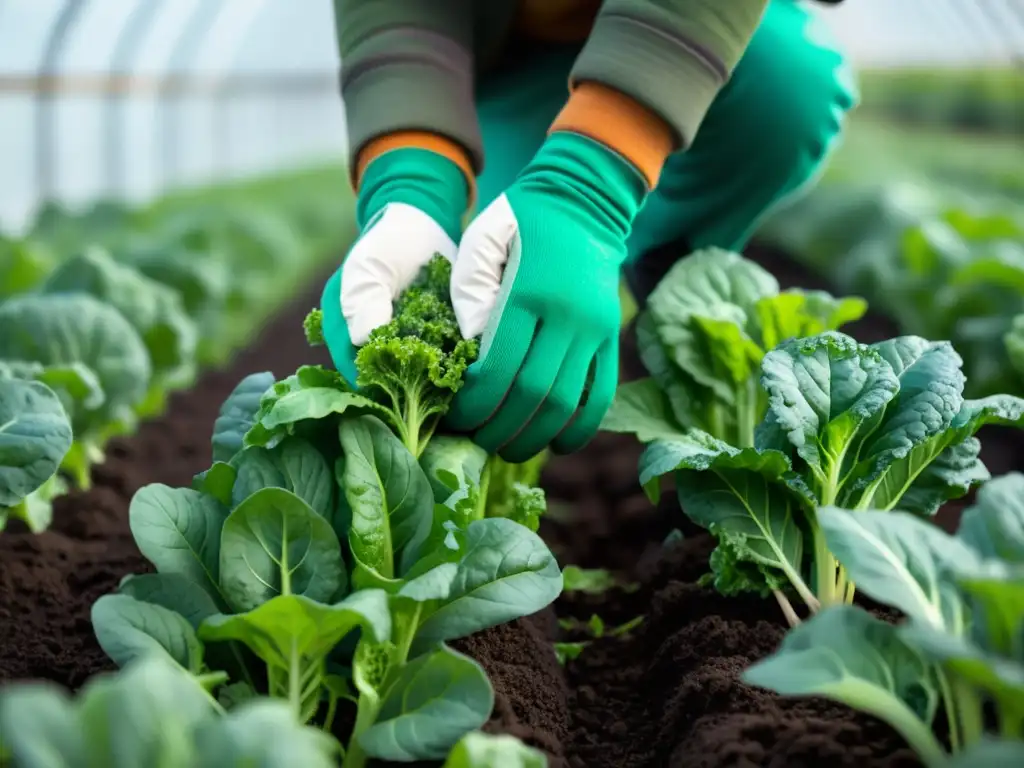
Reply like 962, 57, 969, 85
339, 415, 434, 580
91, 593, 204, 672
128, 484, 228, 601
219, 487, 345, 613
211, 372, 274, 463
359, 645, 493, 761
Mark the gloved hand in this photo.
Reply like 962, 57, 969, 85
320, 147, 468, 383
447, 132, 648, 462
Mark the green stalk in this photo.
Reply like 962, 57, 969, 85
402, 384, 425, 457
475, 459, 493, 522
708, 402, 725, 443
839, 680, 948, 768
344, 608, 421, 768
736, 379, 758, 449
811, 523, 838, 607
937, 670, 962, 753
341, 693, 381, 768
773, 589, 801, 627
323, 688, 340, 734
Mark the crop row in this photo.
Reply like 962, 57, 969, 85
759, 181, 1024, 396
1, 167, 351, 532
3, 226, 1024, 763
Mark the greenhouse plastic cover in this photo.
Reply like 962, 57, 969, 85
0, 0, 1021, 234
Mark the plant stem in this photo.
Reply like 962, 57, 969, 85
403, 391, 423, 457
812, 524, 838, 607
953, 679, 984, 747
289, 643, 302, 720
280, 516, 292, 597
343, 613, 421, 768
937, 670, 962, 753
194, 670, 229, 692
844, 579, 856, 604
773, 590, 802, 627
229, 643, 256, 689
999, 706, 1024, 739
341, 693, 381, 768
736, 379, 758, 449
323, 689, 339, 734
476, 459, 493, 522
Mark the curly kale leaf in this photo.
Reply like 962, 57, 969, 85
306, 256, 477, 456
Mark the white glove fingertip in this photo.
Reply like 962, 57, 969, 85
452, 194, 518, 339
348, 305, 393, 346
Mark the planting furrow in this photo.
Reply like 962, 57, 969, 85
0, 281, 332, 685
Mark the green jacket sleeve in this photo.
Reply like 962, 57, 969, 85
571, 0, 770, 148
332, 0, 482, 172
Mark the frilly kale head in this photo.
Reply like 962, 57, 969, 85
304, 255, 477, 456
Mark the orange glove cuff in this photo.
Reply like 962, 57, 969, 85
355, 131, 477, 209
550, 82, 675, 189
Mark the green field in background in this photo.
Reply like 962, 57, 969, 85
854, 67, 1024, 137
823, 113, 1024, 199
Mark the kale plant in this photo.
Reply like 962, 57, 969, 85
744, 474, 1024, 767
603, 249, 866, 448
641, 331, 1024, 625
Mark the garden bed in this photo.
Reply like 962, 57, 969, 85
2, 246, 1022, 766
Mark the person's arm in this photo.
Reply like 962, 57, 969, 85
551, 0, 769, 188
321, 1, 481, 378
333, 0, 480, 192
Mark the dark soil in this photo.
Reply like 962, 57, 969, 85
2, 246, 1022, 767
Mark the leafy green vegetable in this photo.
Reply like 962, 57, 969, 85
443, 731, 548, 767
38, 247, 198, 414
0, 655, 340, 767
603, 249, 866, 448
0, 293, 152, 488
763, 184, 1024, 398
210, 372, 276, 464
561, 566, 637, 595
94, 357, 562, 766
304, 255, 477, 457
0, 377, 73, 533
0, 236, 55, 298
562, 566, 618, 594
744, 477, 1024, 767
640, 331, 1024, 623
554, 614, 644, 664
743, 604, 947, 766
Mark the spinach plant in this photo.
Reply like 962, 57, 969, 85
0, 293, 152, 488
603, 248, 866, 447
93, 337, 562, 765
744, 473, 1024, 767
0, 376, 73, 533
641, 331, 1024, 625
0, 235, 54, 298
0, 655, 339, 767
38, 247, 199, 416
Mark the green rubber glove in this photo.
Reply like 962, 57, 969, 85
320, 147, 468, 383
447, 132, 648, 462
